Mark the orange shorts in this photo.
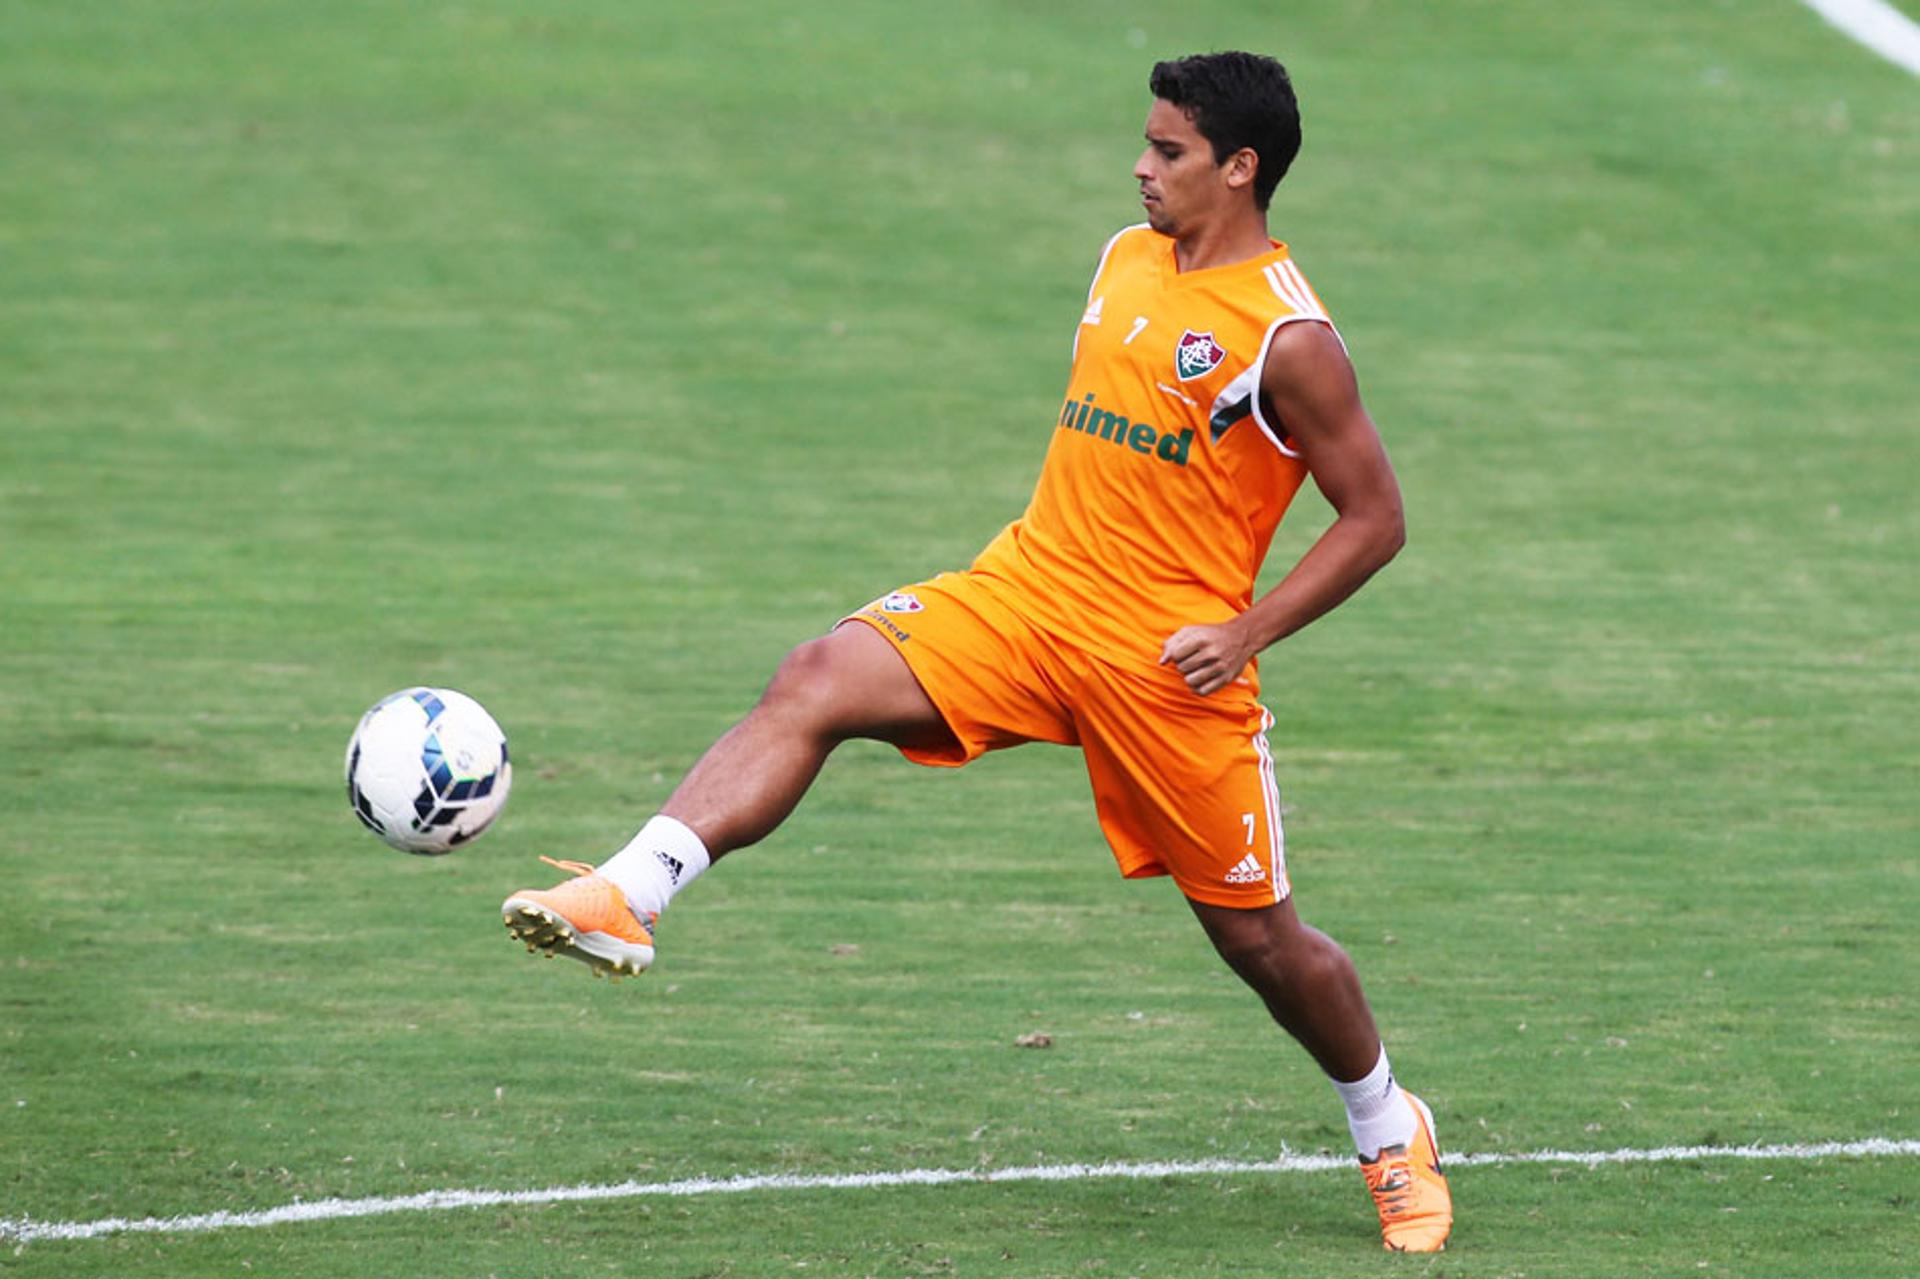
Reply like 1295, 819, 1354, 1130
842, 570, 1290, 909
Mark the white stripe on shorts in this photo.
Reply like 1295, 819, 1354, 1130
1252, 707, 1288, 901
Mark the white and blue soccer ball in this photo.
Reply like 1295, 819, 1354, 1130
345, 687, 512, 854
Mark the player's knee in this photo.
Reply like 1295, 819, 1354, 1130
1287, 933, 1356, 992
759, 636, 859, 737
1216, 931, 1288, 991
1214, 916, 1346, 996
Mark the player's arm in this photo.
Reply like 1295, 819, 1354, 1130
1160, 320, 1405, 695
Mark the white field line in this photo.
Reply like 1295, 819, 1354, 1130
1801, 0, 1920, 75
2, 1138, 1916, 1246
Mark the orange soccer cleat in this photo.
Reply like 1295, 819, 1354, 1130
1359, 1092, 1454, 1252
502, 857, 656, 978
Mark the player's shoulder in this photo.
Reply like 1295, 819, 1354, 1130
1103, 221, 1159, 250
1090, 222, 1160, 273
1250, 242, 1333, 324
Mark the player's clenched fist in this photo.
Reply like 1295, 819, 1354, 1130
1159, 620, 1257, 696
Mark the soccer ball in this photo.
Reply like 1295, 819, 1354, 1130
345, 687, 512, 854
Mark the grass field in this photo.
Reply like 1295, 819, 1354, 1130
3, 1, 1916, 1274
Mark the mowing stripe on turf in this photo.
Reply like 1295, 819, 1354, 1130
2, 1138, 1916, 1245
1800, 0, 1920, 74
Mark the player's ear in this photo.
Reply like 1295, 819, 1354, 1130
1223, 147, 1259, 194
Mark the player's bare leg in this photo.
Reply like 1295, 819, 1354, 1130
1188, 898, 1379, 1077
660, 621, 955, 856
502, 623, 952, 975
1189, 898, 1453, 1251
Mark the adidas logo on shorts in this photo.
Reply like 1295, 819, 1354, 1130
1224, 854, 1266, 884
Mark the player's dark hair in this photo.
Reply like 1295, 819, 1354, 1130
1149, 52, 1300, 210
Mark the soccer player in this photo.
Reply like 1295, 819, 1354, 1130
503, 52, 1453, 1252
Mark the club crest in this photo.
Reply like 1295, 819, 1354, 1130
1175, 330, 1227, 381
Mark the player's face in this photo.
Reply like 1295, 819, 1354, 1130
1134, 98, 1230, 237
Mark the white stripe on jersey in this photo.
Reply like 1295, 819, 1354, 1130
1262, 261, 1326, 321
1074, 223, 1148, 361
1086, 224, 1145, 303
1262, 263, 1313, 316
1277, 260, 1328, 318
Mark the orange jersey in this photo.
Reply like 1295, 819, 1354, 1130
972, 224, 1337, 680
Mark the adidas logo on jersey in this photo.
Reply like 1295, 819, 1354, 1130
1224, 854, 1266, 884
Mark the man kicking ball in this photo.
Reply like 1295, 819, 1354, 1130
504, 51, 1453, 1253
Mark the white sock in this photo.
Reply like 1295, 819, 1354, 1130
597, 815, 711, 921
1330, 1047, 1417, 1159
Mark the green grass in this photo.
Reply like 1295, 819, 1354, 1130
3, 0, 1916, 1274
35, 1161, 1920, 1276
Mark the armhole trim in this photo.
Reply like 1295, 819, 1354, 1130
1248, 314, 1344, 459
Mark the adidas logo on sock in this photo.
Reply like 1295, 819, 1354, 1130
655, 851, 685, 885
1224, 854, 1266, 884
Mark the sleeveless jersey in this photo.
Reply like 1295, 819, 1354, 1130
971, 223, 1337, 677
